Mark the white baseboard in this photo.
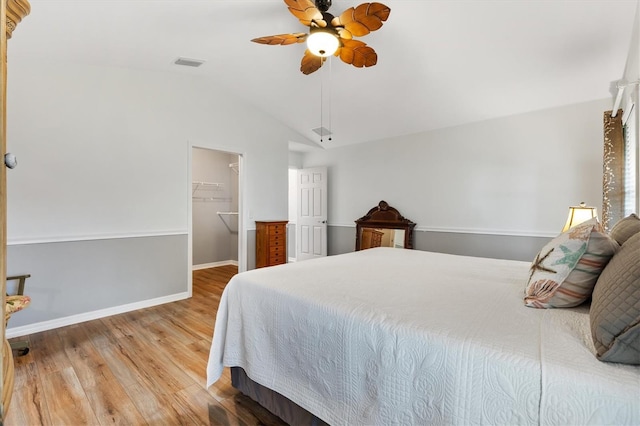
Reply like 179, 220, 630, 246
193, 260, 238, 270
288, 257, 296, 263
6, 291, 190, 339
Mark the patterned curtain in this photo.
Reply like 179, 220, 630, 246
602, 109, 625, 231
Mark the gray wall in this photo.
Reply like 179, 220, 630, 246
288, 224, 296, 261
7, 235, 187, 329
328, 226, 548, 262
247, 230, 256, 270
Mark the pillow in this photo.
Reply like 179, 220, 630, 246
609, 213, 640, 246
590, 231, 640, 364
524, 218, 619, 308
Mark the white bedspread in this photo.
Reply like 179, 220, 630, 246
207, 248, 640, 425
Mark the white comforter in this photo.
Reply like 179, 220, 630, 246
207, 248, 640, 425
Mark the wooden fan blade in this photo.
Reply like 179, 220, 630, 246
251, 33, 307, 46
336, 28, 353, 40
331, 2, 390, 37
301, 49, 326, 75
336, 39, 377, 68
284, 0, 327, 27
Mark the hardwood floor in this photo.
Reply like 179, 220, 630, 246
5, 265, 288, 426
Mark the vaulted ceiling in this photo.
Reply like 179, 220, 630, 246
8, 0, 638, 150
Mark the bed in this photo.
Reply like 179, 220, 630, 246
207, 247, 640, 425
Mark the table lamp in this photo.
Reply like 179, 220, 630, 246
562, 202, 597, 232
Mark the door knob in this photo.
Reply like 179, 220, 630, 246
4, 153, 17, 169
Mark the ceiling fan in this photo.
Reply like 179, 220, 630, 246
251, 0, 391, 75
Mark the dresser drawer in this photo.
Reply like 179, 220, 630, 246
268, 225, 285, 236
269, 234, 284, 246
269, 254, 286, 265
269, 245, 285, 265
269, 245, 284, 256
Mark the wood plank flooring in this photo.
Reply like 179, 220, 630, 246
5, 265, 288, 426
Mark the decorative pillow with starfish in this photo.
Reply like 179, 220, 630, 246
524, 217, 619, 308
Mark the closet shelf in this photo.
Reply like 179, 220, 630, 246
192, 181, 223, 195
217, 211, 238, 233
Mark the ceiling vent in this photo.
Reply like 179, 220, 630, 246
173, 57, 205, 67
312, 126, 332, 136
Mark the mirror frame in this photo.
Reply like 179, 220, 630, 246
355, 200, 416, 251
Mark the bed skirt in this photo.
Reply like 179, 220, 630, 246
231, 367, 329, 426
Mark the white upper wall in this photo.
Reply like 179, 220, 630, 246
302, 99, 609, 237
621, 3, 640, 215
7, 59, 304, 242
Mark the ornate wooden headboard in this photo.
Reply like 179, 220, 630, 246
355, 200, 416, 251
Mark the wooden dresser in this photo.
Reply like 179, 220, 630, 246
256, 221, 288, 268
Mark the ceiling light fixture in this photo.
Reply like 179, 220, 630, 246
306, 28, 340, 57
251, 0, 389, 74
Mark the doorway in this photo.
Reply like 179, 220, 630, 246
191, 147, 240, 271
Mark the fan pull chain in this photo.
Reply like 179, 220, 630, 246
319, 57, 333, 143
328, 56, 332, 142
320, 58, 324, 143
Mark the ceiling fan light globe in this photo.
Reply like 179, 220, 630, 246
307, 31, 339, 57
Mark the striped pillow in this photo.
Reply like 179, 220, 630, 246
524, 218, 620, 308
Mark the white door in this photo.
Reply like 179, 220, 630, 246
297, 167, 328, 261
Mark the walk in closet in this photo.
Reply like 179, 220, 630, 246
192, 148, 239, 268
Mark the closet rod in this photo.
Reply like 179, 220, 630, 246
193, 197, 232, 202
192, 181, 222, 186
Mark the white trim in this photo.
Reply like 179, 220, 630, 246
613, 80, 640, 117
415, 225, 556, 238
622, 100, 635, 125
7, 230, 188, 246
612, 85, 625, 117
193, 260, 238, 270
327, 222, 555, 238
6, 291, 190, 339
188, 143, 194, 298
287, 257, 297, 263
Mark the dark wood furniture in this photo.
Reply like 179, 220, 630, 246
360, 228, 384, 249
355, 201, 416, 251
256, 221, 288, 268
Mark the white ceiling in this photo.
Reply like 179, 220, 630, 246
8, 0, 638, 150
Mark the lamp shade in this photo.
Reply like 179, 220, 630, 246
306, 30, 339, 57
562, 202, 597, 232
